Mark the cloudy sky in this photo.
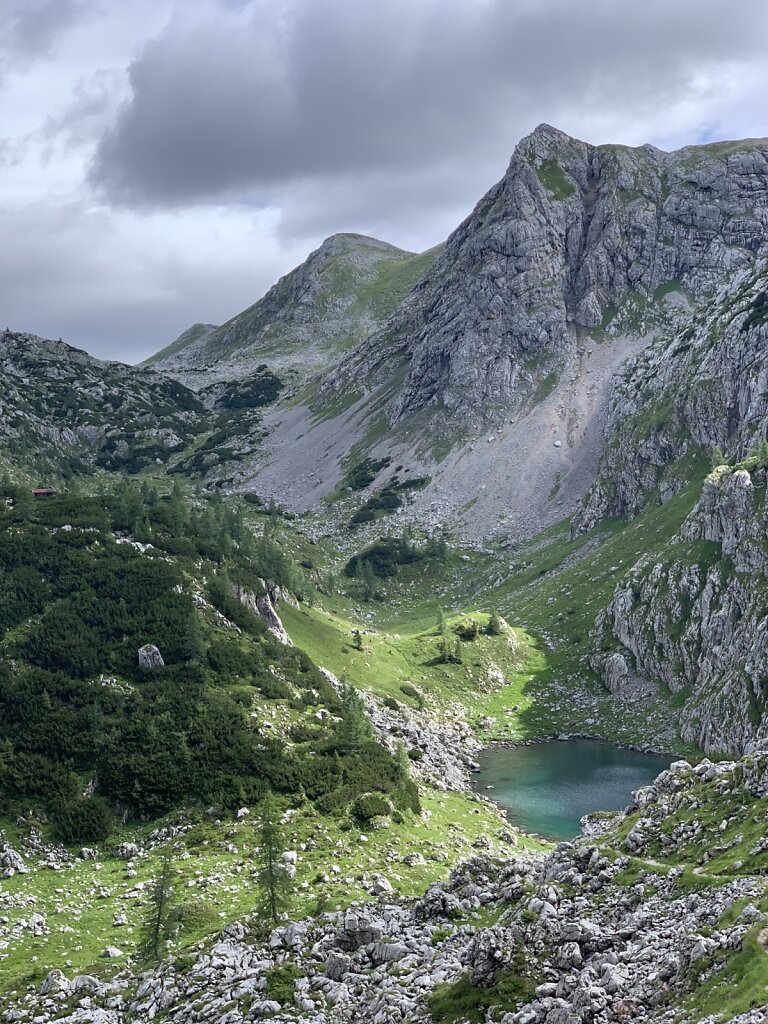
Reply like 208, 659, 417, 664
2, 0, 767, 363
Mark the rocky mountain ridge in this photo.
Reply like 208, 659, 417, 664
322, 125, 768, 429
206, 126, 768, 548
147, 234, 439, 391
0, 330, 207, 480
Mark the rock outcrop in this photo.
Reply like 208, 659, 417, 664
230, 580, 293, 645
591, 464, 768, 753
137, 643, 165, 669
0, 837, 28, 878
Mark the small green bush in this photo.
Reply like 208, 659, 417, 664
351, 792, 393, 823
350, 507, 377, 524
399, 683, 424, 708
255, 674, 293, 700
51, 795, 114, 844
264, 963, 302, 1004
345, 457, 391, 491
456, 618, 480, 641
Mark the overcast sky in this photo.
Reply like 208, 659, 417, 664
2, 0, 767, 363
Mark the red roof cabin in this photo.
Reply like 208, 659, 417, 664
32, 487, 57, 498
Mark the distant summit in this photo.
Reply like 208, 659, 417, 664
146, 233, 440, 390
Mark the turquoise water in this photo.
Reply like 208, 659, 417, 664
473, 740, 670, 841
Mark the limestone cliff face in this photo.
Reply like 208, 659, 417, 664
574, 265, 768, 533
592, 465, 768, 754
326, 125, 768, 428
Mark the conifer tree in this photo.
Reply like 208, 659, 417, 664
360, 560, 377, 601
486, 610, 503, 636
12, 488, 34, 523
336, 682, 373, 751
395, 740, 411, 781
711, 445, 726, 468
138, 852, 176, 963
436, 607, 452, 663
255, 792, 292, 924
453, 638, 463, 664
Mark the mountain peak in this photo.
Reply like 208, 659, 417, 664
313, 232, 415, 260
508, 123, 589, 171
528, 121, 577, 142
146, 231, 438, 384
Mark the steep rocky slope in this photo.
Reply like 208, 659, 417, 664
224, 127, 768, 541
0, 330, 207, 480
575, 264, 768, 533
569, 262, 768, 755
592, 460, 768, 755
145, 323, 218, 368
323, 125, 768, 429
148, 234, 439, 390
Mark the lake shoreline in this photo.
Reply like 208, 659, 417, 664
476, 730, 684, 760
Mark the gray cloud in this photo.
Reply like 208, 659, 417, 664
5, 0, 768, 365
273, 159, 487, 249
0, 198, 309, 362
42, 69, 125, 150
0, 0, 95, 71
90, 0, 768, 210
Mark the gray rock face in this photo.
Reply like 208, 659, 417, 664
364, 692, 480, 792
230, 580, 293, 646
325, 126, 768, 430
591, 465, 768, 754
336, 909, 383, 950
0, 838, 28, 878
137, 644, 165, 669
574, 264, 768, 533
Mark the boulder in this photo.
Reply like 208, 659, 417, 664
369, 941, 409, 964
39, 970, 70, 995
337, 909, 383, 950
138, 644, 164, 669
325, 952, 353, 981
370, 873, 394, 896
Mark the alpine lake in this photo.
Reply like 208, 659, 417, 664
473, 739, 671, 841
